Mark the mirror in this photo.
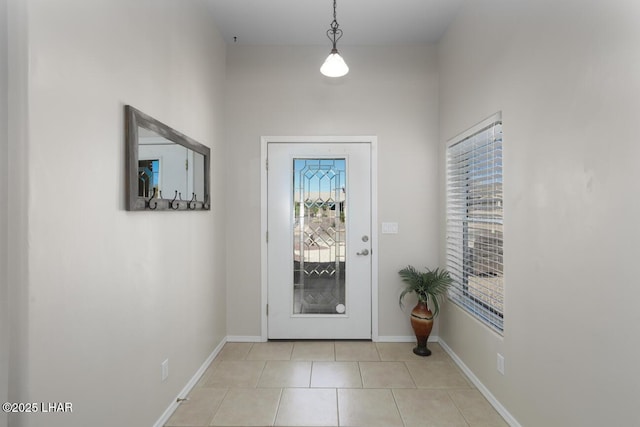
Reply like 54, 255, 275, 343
125, 105, 210, 211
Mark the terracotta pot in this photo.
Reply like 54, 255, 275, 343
410, 301, 434, 356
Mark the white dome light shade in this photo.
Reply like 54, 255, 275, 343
320, 51, 349, 77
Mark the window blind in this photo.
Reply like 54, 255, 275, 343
446, 115, 504, 333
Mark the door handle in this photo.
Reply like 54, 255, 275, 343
356, 249, 370, 256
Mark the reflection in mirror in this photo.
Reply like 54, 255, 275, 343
192, 151, 205, 200
138, 158, 159, 198
125, 106, 210, 211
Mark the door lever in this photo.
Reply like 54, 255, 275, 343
356, 249, 370, 256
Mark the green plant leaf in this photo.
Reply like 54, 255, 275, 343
398, 265, 453, 317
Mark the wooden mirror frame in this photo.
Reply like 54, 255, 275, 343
125, 105, 211, 211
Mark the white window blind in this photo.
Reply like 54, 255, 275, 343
446, 114, 504, 333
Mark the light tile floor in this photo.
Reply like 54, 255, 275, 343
165, 341, 509, 427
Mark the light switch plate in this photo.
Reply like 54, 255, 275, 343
162, 359, 169, 381
382, 222, 398, 234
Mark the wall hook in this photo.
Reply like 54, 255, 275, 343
170, 190, 180, 210
189, 193, 197, 210
147, 187, 160, 210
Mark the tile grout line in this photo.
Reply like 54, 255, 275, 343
256, 359, 268, 388
242, 342, 254, 360
206, 388, 229, 427
271, 388, 284, 427
390, 388, 408, 427
404, 361, 418, 389
407, 363, 417, 389
446, 389, 472, 427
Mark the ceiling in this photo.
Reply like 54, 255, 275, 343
206, 0, 465, 46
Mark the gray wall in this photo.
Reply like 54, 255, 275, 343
225, 45, 441, 340
6, 0, 28, 425
7, 1, 227, 426
0, 0, 8, 424
438, 0, 640, 425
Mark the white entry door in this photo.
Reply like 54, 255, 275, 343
267, 142, 372, 339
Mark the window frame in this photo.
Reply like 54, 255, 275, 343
446, 112, 504, 334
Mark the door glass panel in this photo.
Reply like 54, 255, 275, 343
138, 159, 160, 197
293, 159, 346, 315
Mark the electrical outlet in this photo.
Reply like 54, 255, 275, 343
162, 359, 169, 381
497, 353, 505, 375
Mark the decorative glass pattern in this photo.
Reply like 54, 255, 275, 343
293, 159, 346, 314
138, 159, 160, 197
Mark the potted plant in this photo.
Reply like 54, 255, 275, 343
399, 266, 453, 356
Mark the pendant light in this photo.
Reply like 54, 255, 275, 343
320, 0, 349, 77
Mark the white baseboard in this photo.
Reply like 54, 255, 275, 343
153, 337, 227, 427
376, 335, 439, 343
438, 339, 522, 427
224, 335, 439, 343
226, 335, 266, 342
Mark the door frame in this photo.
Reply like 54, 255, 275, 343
261, 136, 379, 342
